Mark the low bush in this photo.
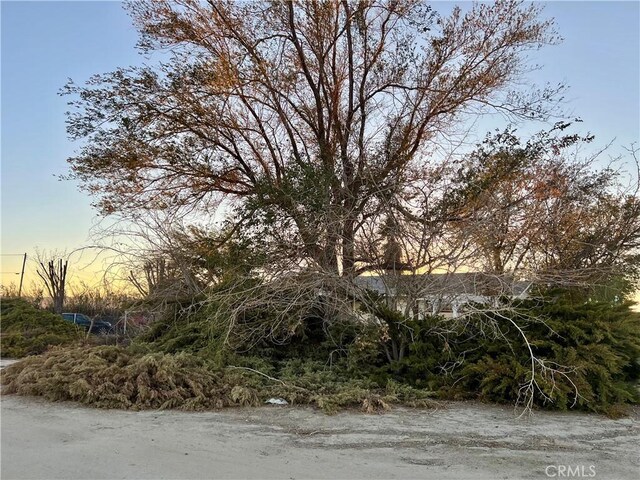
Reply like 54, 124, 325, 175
0, 298, 83, 358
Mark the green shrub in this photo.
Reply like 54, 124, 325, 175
135, 299, 359, 368
383, 297, 640, 415
0, 298, 83, 358
342, 293, 640, 415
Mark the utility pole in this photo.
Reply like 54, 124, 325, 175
18, 253, 27, 297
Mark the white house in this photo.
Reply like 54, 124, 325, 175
354, 272, 532, 318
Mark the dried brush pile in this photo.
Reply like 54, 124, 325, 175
0, 346, 253, 410
0, 346, 438, 413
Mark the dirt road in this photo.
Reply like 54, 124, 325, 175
1, 390, 638, 480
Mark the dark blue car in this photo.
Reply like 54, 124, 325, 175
61, 313, 112, 334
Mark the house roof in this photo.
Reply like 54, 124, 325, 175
354, 272, 531, 298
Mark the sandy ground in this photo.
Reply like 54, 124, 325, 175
1, 358, 639, 480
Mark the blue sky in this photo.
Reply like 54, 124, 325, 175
1, 1, 141, 285
1, 1, 639, 288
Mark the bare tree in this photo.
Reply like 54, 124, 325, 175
35, 253, 68, 314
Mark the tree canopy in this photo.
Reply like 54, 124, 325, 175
449, 125, 640, 285
65, 0, 565, 277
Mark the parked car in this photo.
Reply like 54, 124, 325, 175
61, 313, 112, 334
